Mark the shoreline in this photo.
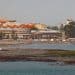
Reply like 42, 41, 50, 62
0, 48, 75, 64
0, 39, 74, 45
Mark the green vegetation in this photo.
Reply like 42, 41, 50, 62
23, 50, 75, 57
64, 21, 75, 38
0, 32, 5, 39
51, 26, 59, 30
46, 50, 75, 57
47, 26, 59, 30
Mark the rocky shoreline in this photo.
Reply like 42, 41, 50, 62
0, 48, 75, 64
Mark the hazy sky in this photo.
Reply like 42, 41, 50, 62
0, 0, 75, 25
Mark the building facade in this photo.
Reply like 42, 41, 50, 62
31, 30, 62, 41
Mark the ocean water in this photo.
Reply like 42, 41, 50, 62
0, 43, 75, 75
1, 42, 75, 50
0, 61, 75, 75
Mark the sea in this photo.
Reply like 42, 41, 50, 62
0, 42, 75, 75
0, 61, 75, 75
0, 42, 75, 50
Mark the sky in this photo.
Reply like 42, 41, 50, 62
0, 0, 75, 26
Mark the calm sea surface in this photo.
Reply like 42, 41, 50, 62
0, 42, 75, 50
0, 61, 75, 75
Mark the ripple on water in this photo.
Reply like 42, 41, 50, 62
0, 43, 75, 50
0, 61, 75, 75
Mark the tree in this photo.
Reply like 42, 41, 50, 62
64, 21, 75, 38
0, 32, 2, 39
0, 32, 5, 39
51, 26, 58, 30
